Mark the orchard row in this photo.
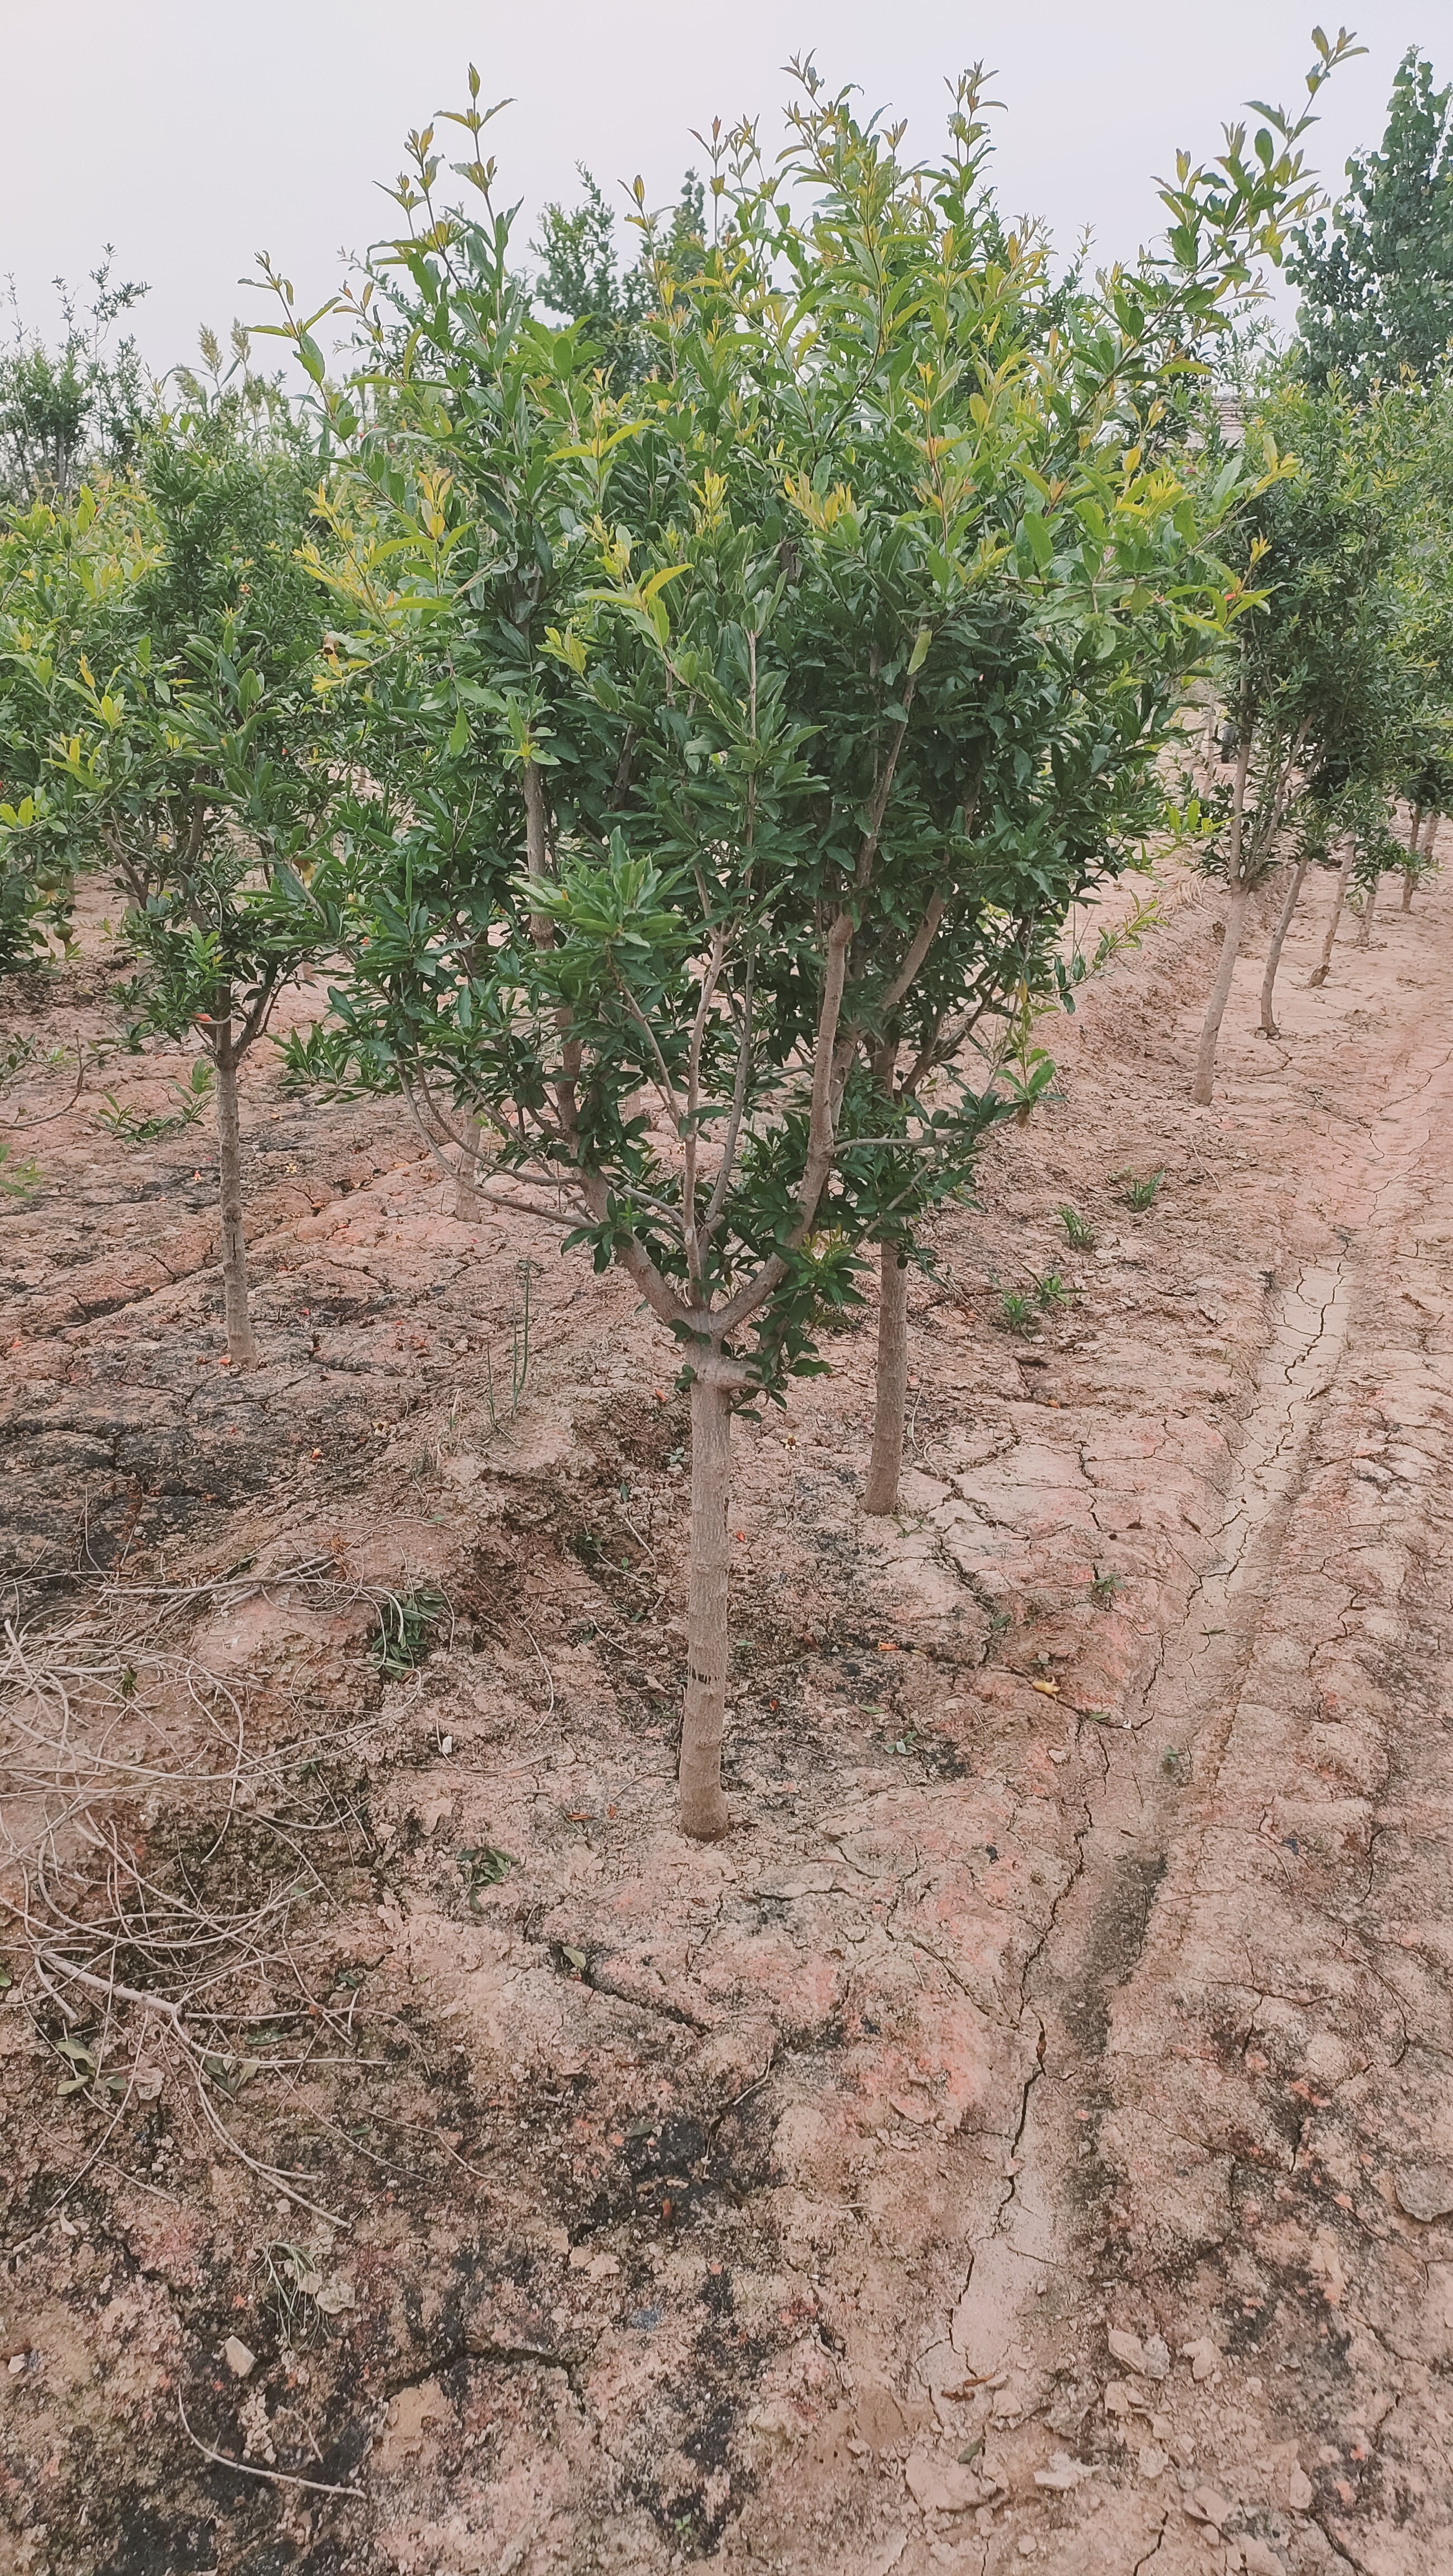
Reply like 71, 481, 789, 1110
2, 37, 1450, 1834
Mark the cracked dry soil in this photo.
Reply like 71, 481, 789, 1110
2, 846, 1451, 2576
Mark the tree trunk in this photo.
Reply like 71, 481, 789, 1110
1198, 692, 1218, 790
1191, 712, 1252, 1108
1357, 867, 1378, 947
1259, 858, 1308, 1035
678, 1362, 735, 1840
1308, 843, 1355, 986
1192, 883, 1252, 1105
1425, 810, 1440, 860
864, 1243, 910, 1515
523, 762, 554, 949
1401, 808, 1422, 909
454, 1118, 485, 1219
214, 1026, 257, 1369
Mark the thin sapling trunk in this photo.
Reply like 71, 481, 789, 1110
1192, 883, 1253, 1104
1309, 841, 1356, 986
1402, 804, 1422, 908
454, 1117, 486, 1219
863, 1242, 910, 1515
1191, 718, 1252, 1107
1260, 857, 1308, 1034
677, 1359, 737, 1841
212, 1016, 258, 1369
1357, 867, 1378, 947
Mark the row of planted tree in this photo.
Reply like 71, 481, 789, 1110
2, 37, 1451, 1835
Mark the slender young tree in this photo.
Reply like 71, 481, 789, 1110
0, 479, 147, 969
1289, 47, 1453, 394
1306, 781, 1405, 983
40, 403, 339, 1363
0, 252, 153, 504
1193, 370, 1432, 1093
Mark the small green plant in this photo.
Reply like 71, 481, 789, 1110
1119, 1168, 1165, 1211
0, 1139, 41, 1198
370, 1585, 450, 1676
997, 1291, 1037, 1338
1033, 1271, 1069, 1310
1161, 1745, 1189, 1778
1089, 1567, 1124, 1607
457, 1842, 514, 1910
482, 1261, 535, 1432
97, 1059, 213, 1143
984, 980, 1059, 1123
52, 2035, 109, 2099
0, 1032, 72, 1084
1061, 889, 1169, 989
1058, 1203, 1095, 1250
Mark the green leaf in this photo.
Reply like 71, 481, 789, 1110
1021, 510, 1054, 568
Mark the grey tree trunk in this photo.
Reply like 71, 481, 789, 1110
1309, 843, 1356, 986
864, 1243, 910, 1515
1357, 867, 1378, 947
1192, 884, 1252, 1106
454, 1118, 485, 1220
1191, 721, 1252, 1108
1259, 858, 1308, 1034
214, 1026, 257, 1369
678, 1363, 735, 1840
1400, 808, 1423, 909
1425, 810, 1440, 859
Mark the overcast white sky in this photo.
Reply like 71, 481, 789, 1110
1, 3, 1446, 377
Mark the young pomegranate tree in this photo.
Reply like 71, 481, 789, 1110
1390, 429, 1453, 909
40, 404, 340, 1363
0, 483, 149, 970
1190, 367, 1426, 1079
1398, 740, 1453, 906
276, 43, 1360, 1835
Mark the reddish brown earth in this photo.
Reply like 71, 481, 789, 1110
1, 844, 1450, 2576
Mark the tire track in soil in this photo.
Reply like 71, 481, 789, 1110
947, 1004, 1453, 2573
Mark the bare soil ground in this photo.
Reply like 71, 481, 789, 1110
1, 847, 1450, 2576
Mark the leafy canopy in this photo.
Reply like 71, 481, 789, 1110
1290, 47, 1453, 392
